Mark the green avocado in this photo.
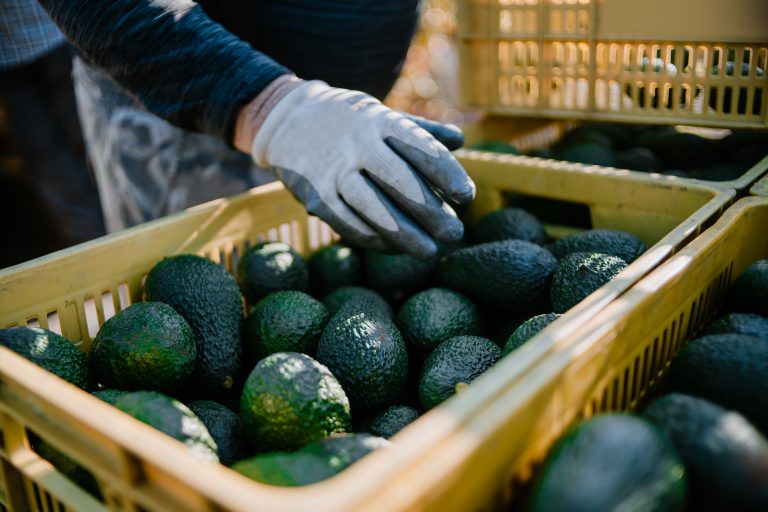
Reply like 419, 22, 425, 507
531, 414, 686, 512
550, 252, 627, 313
240, 352, 351, 451
439, 240, 557, 312
188, 400, 249, 466
316, 306, 408, 412
307, 243, 362, 295
236, 242, 308, 304
244, 291, 329, 360
0, 326, 88, 389
668, 333, 768, 433
114, 391, 218, 462
418, 335, 501, 409
503, 313, 561, 355
725, 259, 768, 316
397, 287, 481, 355
90, 302, 196, 393
644, 393, 768, 511
359, 405, 421, 439
321, 286, 393, 318
364, 250, 437, 302
92, 389, 130, 405
700, 313, 768, 340
547, 229, 646, 263
233, 434, 391, 486
144, 254, 243, 395
471, 207, 547, 245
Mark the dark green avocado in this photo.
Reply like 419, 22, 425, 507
0, 326, 88, 389
144, 254, 243, 395
418, 335, 501, 409
550, 252, 627, 313
239, 352, 351, 451
547, 229, 646, 263
503, 313, 561, 355
236, 242, 308, 304
531, 414, 686, 512
90, 302, 196, 393
644, 393, 768, 511
668, 333, 768, 433
188, 400, 249, 466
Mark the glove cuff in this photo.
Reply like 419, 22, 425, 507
233, 74, 303, 154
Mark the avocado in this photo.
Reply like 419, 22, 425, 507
244, 291, 329, 360
233, 434, 391, 486
471, 207, 547, 245
559, 127, 614, 148
555, 143, 617, 167
615, 147, 663, 172
316, 307, 408, 411
144, 255, 243, 395
688, 162, 751, 182
397, 288, 481, 355
439, 240, 557, 312
307, 243, 362, 295
550, 252, 627, 313
240, 352, 351, 451
364, 250, 437, 302
236, 242, 308, 304
644, 393, 768, 511
359, 405, 421, 439
547, 229, 646, 263
700, 313, 768, 341
92, 389, 130, 405
580, 122, 636, 149
419, 335, 501, 409
724, 259, 768, 316
321, 286, 393, 318
503, 313, 561, 355
188, 400, 249, 466
0, 326, 88, 389
114, 391, 218, 462
717, 131, 768, 155
531, 414, 685, 512
668, 333, 768, 433
643, 131, 718, 169
471, 140, 520, 154
528, 148, 554, 159
90, 302, 196, 393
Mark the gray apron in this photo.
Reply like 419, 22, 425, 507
71, 56, 274, 233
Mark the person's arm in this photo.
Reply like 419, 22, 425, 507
37, 0, 291, 144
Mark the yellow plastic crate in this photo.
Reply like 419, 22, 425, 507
463, 115, 768, 191
751, 172, 768, 195
458, 0, 768, 129
366, 196, 768, 511
0, 161, 732, 512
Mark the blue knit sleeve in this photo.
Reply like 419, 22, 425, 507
37, 0, 291, 144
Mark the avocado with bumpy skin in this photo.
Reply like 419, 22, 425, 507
316, 307, 408, 411
307, 243, 362, 295
359, 405, 421, 439
397, 288, 481, 355
144, 254, 243, 395
0, 326, 88, 389
547, 229, 646, 263
237, 242, 308, 304
244, 291, 329, 360
188, 400, 249, 466
668, 333, 768, 433
233, 434, 391, 486
550, 252, 627, 313
321, 286, 392, 318
92, 389, 130, 405
114, 391, 218, 462
90, 302, 196, 393
471, 207, 547, 245
439, 240, 557, 312
531, 414, 686, 512
644, 393, 768, 511
364, 250, 437, 302
503, 313, 561, 355
240, 352, 351, 451
419, 335, 501, 409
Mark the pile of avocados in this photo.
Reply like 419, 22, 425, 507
0, 201, 646, 497
530, 259, 768, 511
474, 123, 767, 182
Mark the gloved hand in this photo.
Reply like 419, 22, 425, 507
249, 80, 475, 259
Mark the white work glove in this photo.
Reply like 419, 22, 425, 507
251, 80, 475, 259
